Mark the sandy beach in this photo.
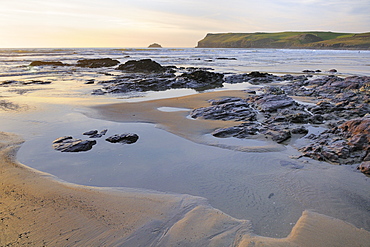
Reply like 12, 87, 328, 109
2, 92, 370, 246
1, 48, 370, 246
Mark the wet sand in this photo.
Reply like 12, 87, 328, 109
1, 91, 370, 246
89, 90, 285, 152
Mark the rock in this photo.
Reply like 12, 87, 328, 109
85, 79, 95, 84
83, 129, 108, 138
329, 69, 338, 73
302, 70, 317, 73
148, 43, 162, 48
216, 57, 237, 60
224, 71, 282, 84
357, 161, 370, 174
30, 61, 67, 66
190, 98, 256, 121
117, 59, 165, 73
254, 94, 296, 112
106, 133, 139, 144
267, 130, 292, 143
212, 122, 259, 138
76, 58, 120, 68
83, 130, 98, 136
52, 136, 96, 152
174, 70, 224, 90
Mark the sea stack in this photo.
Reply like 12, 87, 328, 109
148, 43, 162, 48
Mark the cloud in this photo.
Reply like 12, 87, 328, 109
0, 0, 369, 47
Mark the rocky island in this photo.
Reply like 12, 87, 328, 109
148, 43, 162, 48
197, 31, 370, 49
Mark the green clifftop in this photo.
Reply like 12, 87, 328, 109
196, 32, 370, 49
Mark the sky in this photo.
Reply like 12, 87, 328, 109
0, 0, 369, 48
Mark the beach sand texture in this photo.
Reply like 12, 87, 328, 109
1, 118, 370, 246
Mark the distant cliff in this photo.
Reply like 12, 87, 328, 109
196, 32, 370, 49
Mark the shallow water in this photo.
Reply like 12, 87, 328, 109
0, 48, 370, 238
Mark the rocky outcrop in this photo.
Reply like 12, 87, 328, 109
76, 58, 120, 68
29, 61, 67, 66
93, 64, 225, 94
148, 43, 162, 48
190, 97, 256, 121
189, 74, 369, 165
105, 133, 139, 144
52, 136, 96, 152
83, 129, 108, 138
358, 161, 370, 174
30, 58, 120, 68
172, 70, 224, 90
299, 117, 370, 164
117, 59, 165, 73
224, 71, 283, 85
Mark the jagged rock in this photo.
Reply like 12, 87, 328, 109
83, 129, 108, 138
357, 161, 370, 174
83, 130, 98, 136
77, 58, 120, 68
190, 98, 256, 121
212, 122, 260, 138
117, 59, 165, 73
267, 130, 292, 143
173, 70, 224, 90
30, 61, 67, 66
254, 94, 296, 112
106, 133, 139, 144
224, 71, 282, 84
52, 136, 96, 152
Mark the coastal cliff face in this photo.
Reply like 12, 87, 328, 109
197, 32, 370, 49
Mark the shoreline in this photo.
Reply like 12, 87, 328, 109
2, 131, 370, 246
1, 48, 370, 245
1, 90, 370, 245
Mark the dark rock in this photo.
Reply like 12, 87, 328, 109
299, 117, 370, 164
117, 59, 165, 73
85, 79, 95, 84
329, 69, 337, 73
190, 98, 256, 121
216, 57, 237, 60
224, 72, 282, 85
262, 86, 285, 95
357, 161, 370, 174
106, 133, 139, 144
52, 136, 96, 152
212, 122, 260, 138
254, 94, 296, 112
267, 130, 291, 143
174, 70, 224, 90
77, 58, 120, 68
309, 114, 324, 124
30, 61, 67, 66
84, 129, 108, 138
83, 130, 98, 136
291, 126, 309, 135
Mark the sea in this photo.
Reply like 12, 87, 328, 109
0, 48, 369, 238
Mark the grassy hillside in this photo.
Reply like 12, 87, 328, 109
196, 32, 370, 49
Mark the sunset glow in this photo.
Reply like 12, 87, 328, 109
1, 0, 369, 48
